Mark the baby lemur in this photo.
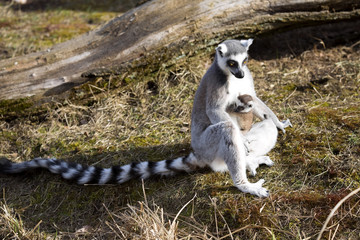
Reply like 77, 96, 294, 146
227, 94, 254, 134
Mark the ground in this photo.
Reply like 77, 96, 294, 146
0, 1, 359, 239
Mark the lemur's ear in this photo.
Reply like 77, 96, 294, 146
216, 43, 227, 57
240, 39, 253, 50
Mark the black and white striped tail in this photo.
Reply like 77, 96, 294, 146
0, 153, 205, 184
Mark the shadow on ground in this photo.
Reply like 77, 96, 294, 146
251, 19, 360, 60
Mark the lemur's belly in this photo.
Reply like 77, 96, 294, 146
209, 157, 228, 172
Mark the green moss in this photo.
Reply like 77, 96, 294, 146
123, 136, 161, 148
282, 83, 297, 92
0, 98, 33, 115
0, 130, 17, 141
348, 133, 360, 146
307, 106, 340, 127
0, 98, 48, 122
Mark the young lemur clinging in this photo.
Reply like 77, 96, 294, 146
0, 39, 292, 197
227, 94, 254, 134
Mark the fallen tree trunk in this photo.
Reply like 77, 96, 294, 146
0, 0, 359, 100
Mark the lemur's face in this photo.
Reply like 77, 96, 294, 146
236, 94, 254, 113
216, 39, 253, 79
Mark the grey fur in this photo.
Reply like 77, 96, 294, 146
217, 39, 247, 57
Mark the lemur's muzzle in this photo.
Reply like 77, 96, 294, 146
231, 68, 244, 79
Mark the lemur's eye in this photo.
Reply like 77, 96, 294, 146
227, 60, 237, 67
242, 57, 248, 65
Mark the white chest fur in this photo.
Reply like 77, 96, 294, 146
227, 69, 255, 103
226, 71, 256, 129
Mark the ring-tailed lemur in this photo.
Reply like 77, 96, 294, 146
190, 39, 291, 197
227, 94, 254, 134
0, 39, 291, 197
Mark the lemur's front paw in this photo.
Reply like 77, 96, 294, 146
227, 103, 244, 113
237, 179, 269, 198
226, 103, 238, 113
282, 119, 292, 128
278, 119, 292, 133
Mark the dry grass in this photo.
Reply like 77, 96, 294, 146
0, 0, 118, 59
103, 184, 199, 240
1, 2, 360, 240
317, 187, 360, 240
0, 197, 43, 239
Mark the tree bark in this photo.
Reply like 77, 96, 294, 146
0, 0, 359, 100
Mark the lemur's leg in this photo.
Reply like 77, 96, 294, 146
193, 121, 269, 197
252, 96, 292, 133
244, 119, 278, 176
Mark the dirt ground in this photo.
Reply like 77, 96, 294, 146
0, 1, 359, 239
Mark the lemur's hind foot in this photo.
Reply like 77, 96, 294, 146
246, 156, 274, 176
237, 179, 269, 198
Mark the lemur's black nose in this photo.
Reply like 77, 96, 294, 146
233, 69, 244, 78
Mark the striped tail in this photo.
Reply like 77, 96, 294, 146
0, 153, 205, 184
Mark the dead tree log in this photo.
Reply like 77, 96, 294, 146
0, 0, 359, 100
